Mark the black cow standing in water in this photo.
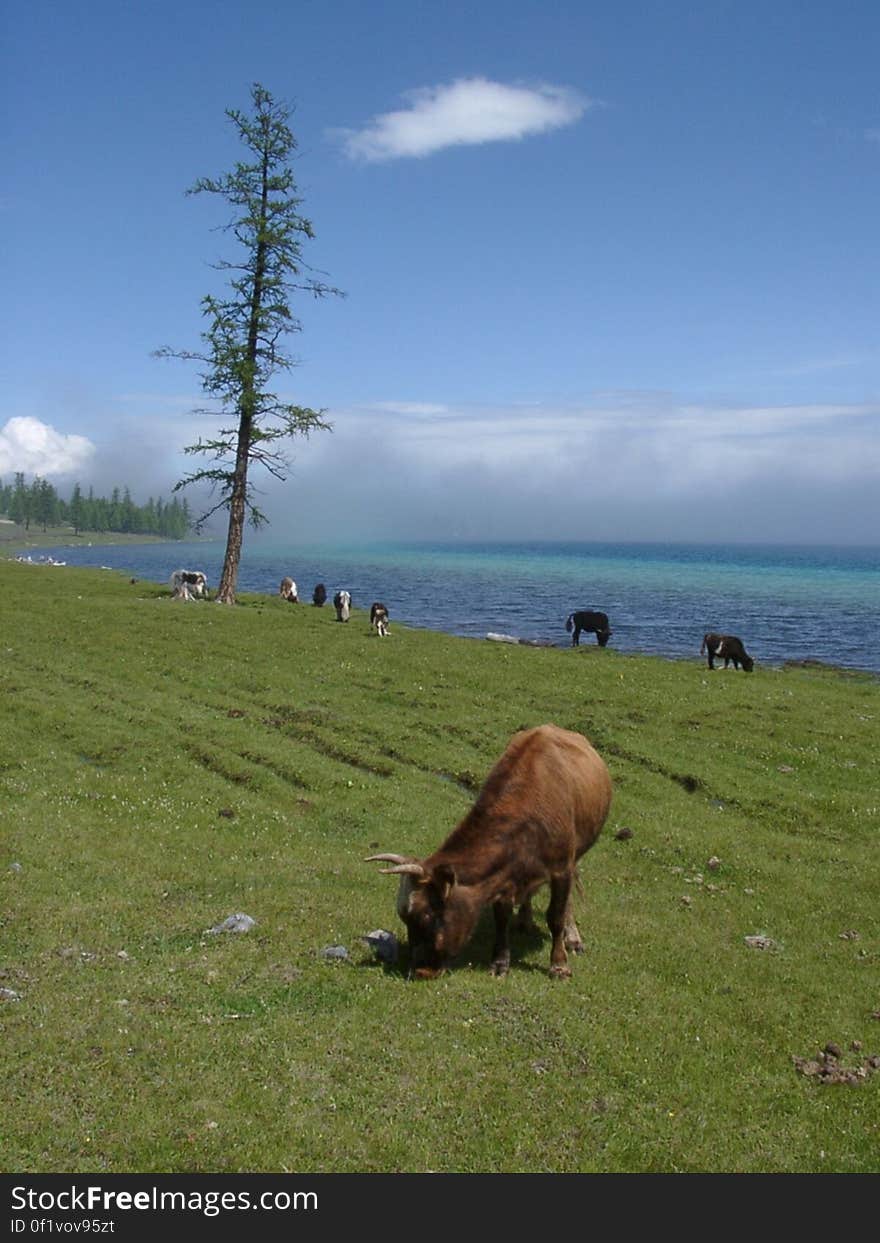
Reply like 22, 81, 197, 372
565, 610, 612, 647
700, 633, 754, 672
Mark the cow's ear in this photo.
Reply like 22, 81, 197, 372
431, 864, 456, 903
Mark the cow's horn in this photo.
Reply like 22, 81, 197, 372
364, 853, 411, 865
382, 863, 426, 877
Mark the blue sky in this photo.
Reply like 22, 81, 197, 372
3, 0, 879, 543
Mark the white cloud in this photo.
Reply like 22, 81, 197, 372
258, 394, 880, 543
0, 417, 95, 478
338, 77, 592, 162
367, 401, 450, 417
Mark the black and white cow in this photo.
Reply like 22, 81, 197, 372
170, 569, 208, 600
279, 577, 298, 602
565, 610, 612, 647
700, 633, 754, 672
370, 602, 390, 636
333, 590, 352, 622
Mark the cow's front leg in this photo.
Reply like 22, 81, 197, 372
491, 899, 513, 976
547, 874, 574, 978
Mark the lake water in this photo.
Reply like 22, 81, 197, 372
36, 538, 880, 674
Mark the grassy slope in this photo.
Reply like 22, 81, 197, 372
0, 560, 877, 1173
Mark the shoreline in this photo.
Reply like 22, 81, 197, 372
11, 552, 877, 680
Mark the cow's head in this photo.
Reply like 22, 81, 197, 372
365, 855, 462, 979
742, 655, 754, 672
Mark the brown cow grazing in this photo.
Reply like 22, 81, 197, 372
366, 724, 612, 980
701, 632, 754, 672
370, 602, 390, 636
279, 576, 298, 602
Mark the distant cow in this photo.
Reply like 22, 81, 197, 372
170, 569, 208, 600
565, 610, 611, 647
701, 633, 754, 672
312, 583, 327, 607
367, 724, 612, 980
370, 602, 390, 636
333, 590, 352, 622
279, 577, 298, 602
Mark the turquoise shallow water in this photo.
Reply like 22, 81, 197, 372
36, 539, 880, 673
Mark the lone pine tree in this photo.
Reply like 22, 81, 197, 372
157, 83, 340, 603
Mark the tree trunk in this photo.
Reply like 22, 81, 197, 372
215, 425, 251, 604
214, 144, 269, 606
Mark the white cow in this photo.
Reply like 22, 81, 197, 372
279, 576, 298, 602
333, 590, 352, 622
170, 569, 208, 600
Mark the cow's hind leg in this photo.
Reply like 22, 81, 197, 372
547, 874, 575, 978
491, 899, 513, 976
563, 898, 585, 955
513, 897, 540, 935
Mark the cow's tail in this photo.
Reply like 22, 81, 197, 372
565, 613, 574, 633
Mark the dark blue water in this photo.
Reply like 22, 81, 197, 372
36, 538, 880, 673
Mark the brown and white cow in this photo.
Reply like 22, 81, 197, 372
279, 577, 298, 602
367, 724, 612, 980
370, 602, 390, 636
701, 633, 754, 672
170, 569, 208, 600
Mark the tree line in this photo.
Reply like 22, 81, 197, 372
0, 473, 192, 539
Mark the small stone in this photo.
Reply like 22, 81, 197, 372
824, 1042, 842, 1060
777, 765, 794, 773
9, 861, 22, 873
744, 934, 776, 950
838, 930, 860, 940
613, 827, 633, 841
0, 987, 22, 1002
680, 895, 692, 906
706, 856, 721, 871
361, 929, 399, 964
206, 913, 256, 935
321, 945, 349, 960
850, 1040, 863, 1052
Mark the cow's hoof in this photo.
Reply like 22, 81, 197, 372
565, 940, 586, 955
490, 959, 510, 977
549, 964, 572, 980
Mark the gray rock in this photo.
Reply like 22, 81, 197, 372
0, 987, 22, 1002
362, 929, 399, 964
320, 944, 349, 960
207, 913, 256, 935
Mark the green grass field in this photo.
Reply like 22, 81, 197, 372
1, 558, 878, 1173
